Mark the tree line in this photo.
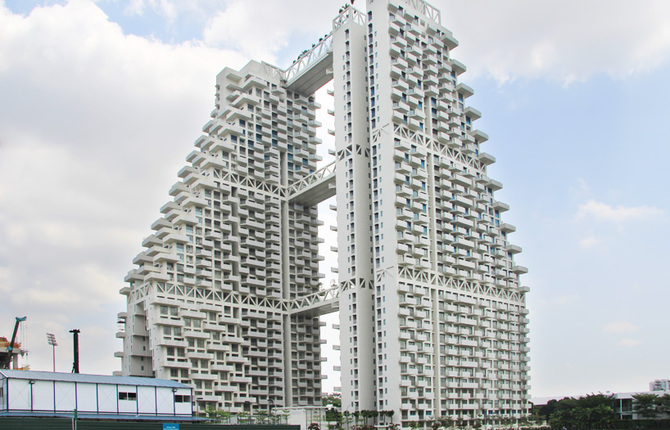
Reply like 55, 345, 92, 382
537, 392, 670, 429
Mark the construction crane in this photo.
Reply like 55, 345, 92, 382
1, 316, 27, 369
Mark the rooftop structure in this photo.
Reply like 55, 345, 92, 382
650, 380, 670, 392
120, 0, 530, 427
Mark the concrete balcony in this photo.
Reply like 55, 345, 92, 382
513, 265, 528, 274
478, 152, 496, 166
144, 272, 170, 283
441, 30, 459, 50
456, 83, 474, 99
464, 106, 482, 121
492, 200, 510, 212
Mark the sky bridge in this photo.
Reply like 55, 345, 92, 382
281, 5, 367, 96
287, 161, 336, 206
284, 32, 334, 96
290, 283, 341, 317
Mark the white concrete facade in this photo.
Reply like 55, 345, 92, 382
120, 0, 530, 426
333, 1, 530, 426
120, 59, 327, 413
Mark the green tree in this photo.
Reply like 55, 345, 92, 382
326, 407, 343, 423
359, 410, 370, 426
217, 410, 233, 424
589, 403, 615, 429
633, 393, 659, 419
256, 410, 269, 424
376, 410, 395, 428
431, 415, 453, 430
359, 410, 378, 426
353, 411, 360, 427
342, 411, 354, 430
547, 394, 614, 429
538, 399, 558, 423
280, 409, 291, 425
323, 393, 342, 408
656, 393, 670, 416
205, 404, 217, 419
238, 411, 250, 424
408, 421, 421, 430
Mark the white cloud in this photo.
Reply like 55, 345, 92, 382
0, 0, 350, 380
603, 321, 639, 334
202, 0, 341, 65
122, 0, 148, 17
434, 0, 670, 83
619, 338, 642, 347
0, 0, 668, 396
200, 0, 670, 83
119, 0, 221, 20
87, 0, 670, 83
118, 0, 184, 22
203, 1, 286, 61
576, 200, 664, 222
0, 0, 247, 374
554, 294, 579, 306
571, 178, 590, 196
578, 236, 600, 249
604, 323, 642, 349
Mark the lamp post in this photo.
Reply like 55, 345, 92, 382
269, 398, 275, 424
46, 333, 57, 372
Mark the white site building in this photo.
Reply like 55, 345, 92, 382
0, 370, 192, 418
119, 0, 530, 427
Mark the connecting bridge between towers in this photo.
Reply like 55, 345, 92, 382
287, 161, 336, 206
284, 161, 338, 316
280, 5, 366, 96
284, 33, 334, 96
277, 6, 368, 315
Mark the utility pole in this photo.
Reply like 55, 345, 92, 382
46, 333, 57, 372
69, 329, 80, 374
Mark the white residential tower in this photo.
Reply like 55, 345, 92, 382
119, 0, 530, 427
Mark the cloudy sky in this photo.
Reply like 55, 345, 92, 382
1, 0, 669, 398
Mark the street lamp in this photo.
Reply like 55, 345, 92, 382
46, 333, 57, 372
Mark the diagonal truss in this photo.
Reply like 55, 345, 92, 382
397, 267, 525, 304
286, 160, 337, 204
398, 0, 441, 23
284, 33, 334, 86
333, 5, 367, 31
289, 284, 341, 316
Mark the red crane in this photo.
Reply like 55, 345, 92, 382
2, 316, 27, 369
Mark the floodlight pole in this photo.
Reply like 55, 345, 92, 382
46, 333, 57, 372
